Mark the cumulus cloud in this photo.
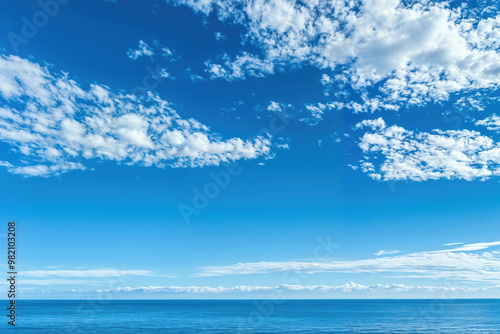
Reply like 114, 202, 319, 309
354, 117, 500, 181
127, 40, 154, 60
0, 54, 271, 177
476, 114, 500, 131
195, 241, 500, 282
205, 52, 274, 80
173, 0, 500, 110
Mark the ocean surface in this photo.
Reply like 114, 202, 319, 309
3, 299, 500, 333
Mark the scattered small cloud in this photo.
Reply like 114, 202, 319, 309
214, 32, 226, 41
127, 40, 154, 60
205, 52, 274, 81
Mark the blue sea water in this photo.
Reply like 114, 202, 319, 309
2, 299, 500, 333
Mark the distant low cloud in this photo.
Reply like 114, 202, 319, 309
476, 114, 500, 132
21, 269, 157, 278
354, 118, 500, 181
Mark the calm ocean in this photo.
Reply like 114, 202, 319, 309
3, 299, 499, 333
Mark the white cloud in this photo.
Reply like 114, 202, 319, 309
266, 101, 281, 112
127, 40, 154, 60
300, 103, 327, 125
90, 283, 500, 295
174, 0, 500, 110
195, 241, 500, 283
21, 279, 106, 286
205, 52, 274, 80
161, 47, 173, 57
476, 114, 500, 131
21, 269, 157, 278
107, 285, 275, 294
189, 73, 205, 82
35, 282, 492, 299
320, 74, 332, 86
214, 32, 227, 41
354, 117, 500, 181
444, 242, 464, 246
159, 68, 173, 79
0, 54, 271, 177
355, 118, 387, 130
159, 46, 180, 62
435, 241, 500, 253
265, 101, 341, 126
374, 250, 400, 256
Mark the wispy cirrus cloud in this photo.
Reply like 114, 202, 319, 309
434, 241, 500, 253
20, 279, 106, 286
195, 241, 500, 283
374, 250, 400, 256
0, 54, 271, 177
29, 283, 500, 299
11, 269, 175, 287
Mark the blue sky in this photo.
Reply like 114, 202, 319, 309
0, 0, 500, 299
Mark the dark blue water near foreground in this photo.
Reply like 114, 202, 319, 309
3, 299, 500, 333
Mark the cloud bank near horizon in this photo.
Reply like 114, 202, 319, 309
21, 282, 500, 299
